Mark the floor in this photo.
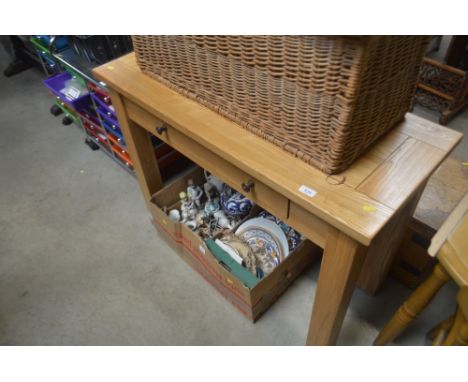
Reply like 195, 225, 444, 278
0, 47, 465, 346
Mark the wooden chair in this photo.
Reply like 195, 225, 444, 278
426, 287, 468, 345
374, 193, 468, 345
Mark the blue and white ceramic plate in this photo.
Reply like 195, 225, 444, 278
258, 211, 302, 252
242, 229, 281, 266
235, 217, 288, 264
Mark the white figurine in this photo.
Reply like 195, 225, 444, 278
187, 179, 204, 210
204, 170, 223, 193
204, 196, 220, 217
213, 210, 232, 229
203, 181, 216, 202
180, 191, 192, 223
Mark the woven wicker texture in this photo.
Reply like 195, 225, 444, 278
132, 36, 429, 174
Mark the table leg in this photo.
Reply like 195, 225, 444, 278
110, 90, 163, 205
306, 227, 367, 345
357, 186, 425, 294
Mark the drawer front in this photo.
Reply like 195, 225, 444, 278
125, 99, 289, 220
287, 202, 330, 249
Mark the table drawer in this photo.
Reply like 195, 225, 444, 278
125, 99, 289, 220
287, 202, 330, 249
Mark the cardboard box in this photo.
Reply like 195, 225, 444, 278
150, 166, 322, 321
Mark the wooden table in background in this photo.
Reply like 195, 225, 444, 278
94, 53, 463, 345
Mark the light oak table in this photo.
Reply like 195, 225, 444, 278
93, 53, 463, 345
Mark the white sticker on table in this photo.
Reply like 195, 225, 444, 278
299, 185, 317, 198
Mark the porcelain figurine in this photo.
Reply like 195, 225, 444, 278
204, 196, 221, 217
204, 170, 223, 194
213, 210, 232, 229
203, 181, 218, 202
187, 179, 204, 210
180, 191, 193, 222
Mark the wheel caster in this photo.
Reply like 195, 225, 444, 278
62, 116, 74, 125
85, 138, 100, 151
50, 104, 63, 116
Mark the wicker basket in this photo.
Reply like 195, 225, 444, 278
132, 36, 429, 174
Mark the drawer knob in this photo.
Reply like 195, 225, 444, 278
241, 180, 255, 193
156, 125, 167, 135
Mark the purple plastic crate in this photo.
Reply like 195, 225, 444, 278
96, 104, 119, 127
43, 72, 91, 111
91, 93, 116, 118
102, 119, 125, 144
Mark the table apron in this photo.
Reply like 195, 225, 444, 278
125, 98, 290, 221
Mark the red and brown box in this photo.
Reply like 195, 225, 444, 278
149, 166, 322, 321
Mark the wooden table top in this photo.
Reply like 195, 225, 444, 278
93, 53, 463, 246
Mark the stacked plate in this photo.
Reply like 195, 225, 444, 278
257, 211, 302, 252
235, 217, 289, 277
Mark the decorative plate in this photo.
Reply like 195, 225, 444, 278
235, 217, 289, 265
258, 210, 302, 252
